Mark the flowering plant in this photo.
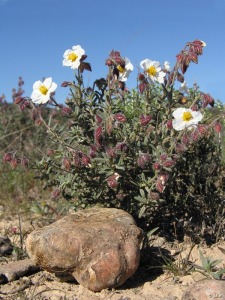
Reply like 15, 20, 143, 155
10, 40, 225, 239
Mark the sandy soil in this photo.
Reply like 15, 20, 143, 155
0, 214, 225, 300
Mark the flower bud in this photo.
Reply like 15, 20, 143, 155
47, 149, 55, 157
106, 147, 116, 158
166, 120, 173, 129
21, 157, 29, 168
163, 160, 175, 168
81, 154, 91, 166
89, 144, 98, 158
114, 113, 127, 123
107, 179, 118, 188
201, 93, 215, 108
139, 82, 146, 94
214, 122, 222, 133
138, 73, 145, 81
140, 114, 151, 126
3, 152, 12, 162
156, 179, 165, 193
189, 51, 198, 64
61, 106, 72, 115
19, 101, 28, 111
153, 162, 161, 170
10, 158, 19, 169
176, 72, 185, 83
95, 114, 103, 125
115, 142, 129, 153
159, 173, 169, 184
107, 173, 120, 189
137, 153, 151, 168
181, 134, 190, 145
94, 126, 103, 148
160, 154, 167, 161
61, 81, 70, 87
62, 157, 71, 171
14, 96, 24, 104
198, 125, 207, 135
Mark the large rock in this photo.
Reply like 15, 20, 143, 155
25, 207, 143, 292
182, 279, 225, 300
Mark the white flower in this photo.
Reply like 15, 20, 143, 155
31, 77, 57, 104
62, 45, 85, 69
117, 57, 134, 82
140, 59, 166, 83
164, 61, 170, 72
172, 107, 203, 131
179, 81, 189, 93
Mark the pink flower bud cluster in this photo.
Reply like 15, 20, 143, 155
71, 151, 91, 168
3, 152, 29, 169
107, 173, 120, 189
175, 40, 206, 75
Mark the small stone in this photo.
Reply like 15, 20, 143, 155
182, 279, 225, 300
26, 207, 144, 292
0, 236, 13, 256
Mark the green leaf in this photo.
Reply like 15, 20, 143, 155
138, 206, 146, 218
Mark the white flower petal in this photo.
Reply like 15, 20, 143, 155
70, 61, 81, 69
72, 45, 85, 56
140, 59, 151, 69
191, 110, 203, 121
33, 80, 42, 90
172, 107, 186, 118
43, 77, 52, 89
153, 61, 160, 68
157, 75, 165, 84
164, 61, 170, 71
49, 82, 57, 93
62, 58, 72, 66
63, 49, 71, 58
172, 119, 186, 131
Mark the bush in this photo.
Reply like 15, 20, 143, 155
5, 40, 225, 241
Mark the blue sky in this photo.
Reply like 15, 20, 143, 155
1, 0, 225, 104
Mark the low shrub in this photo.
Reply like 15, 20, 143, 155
3, 40, 225, 241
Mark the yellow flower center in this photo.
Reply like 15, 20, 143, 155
147, 65, 157, 76
39, 85, 48, 95
68, 52, 78, 62
182, 111, 193, 122
117, 65, 125, 73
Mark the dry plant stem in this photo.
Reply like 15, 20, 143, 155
0, 125, 35, 141
29, 100, 77, 152
18, 214, 24, 254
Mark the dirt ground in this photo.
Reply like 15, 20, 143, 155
0, 213, 225, 300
